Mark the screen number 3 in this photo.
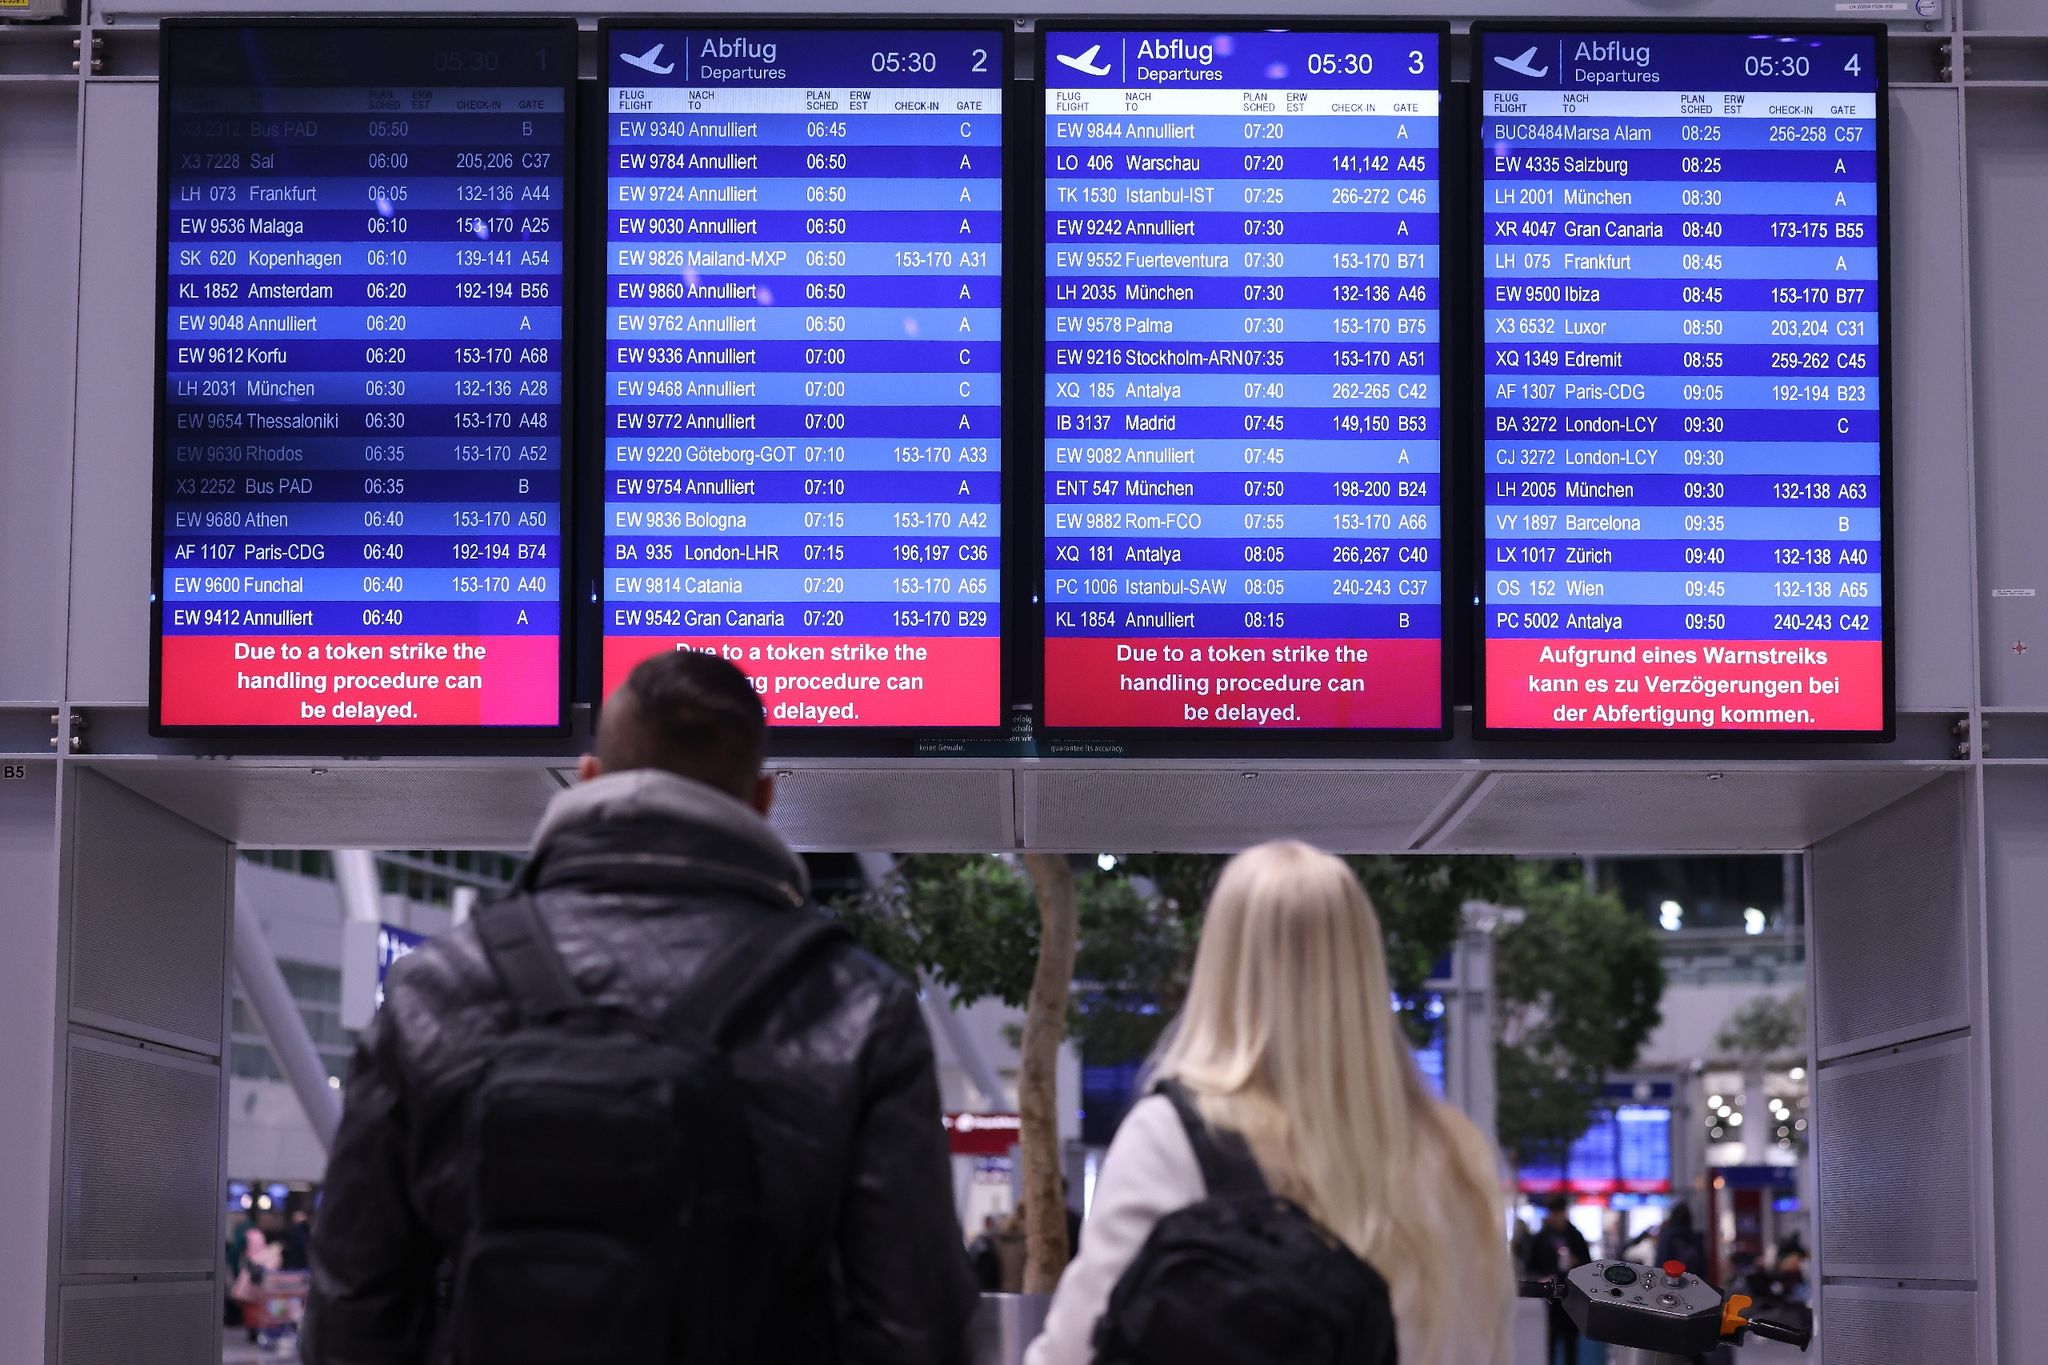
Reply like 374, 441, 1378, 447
1408, 49, 1424, 74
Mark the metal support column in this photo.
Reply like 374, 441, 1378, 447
1448, 903, 1500, 1145
233, 884, 342, 1151
334, 847, 382, 924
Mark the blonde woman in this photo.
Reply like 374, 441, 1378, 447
1027, 840, 1514, 1365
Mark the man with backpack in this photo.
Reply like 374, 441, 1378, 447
303, 650, 978, 1365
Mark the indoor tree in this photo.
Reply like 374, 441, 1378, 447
1492, 864, 1668, 1166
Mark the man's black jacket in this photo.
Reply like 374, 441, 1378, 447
304, 769, 978, 1365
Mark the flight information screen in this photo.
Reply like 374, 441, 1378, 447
1616, 1103, 1674, 1193
155, 23, 574, 733
1041, 27, 1446, 734
603, 26, 1005, 730
1477, 27, 1887, 736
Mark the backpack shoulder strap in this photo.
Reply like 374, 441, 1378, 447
1156, 1080, 1270, 1200
663, 909, 849, 1043
474, 894, 587, 1023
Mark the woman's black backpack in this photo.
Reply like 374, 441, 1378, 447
1092, 1083, 1400, 1365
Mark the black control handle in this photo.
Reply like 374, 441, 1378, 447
1741, 1303, 1814, 1350
1517, 1278, 1564, 1302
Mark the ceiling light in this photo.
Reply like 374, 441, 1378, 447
1659, 900, 1685, 932
1789, 1067, 1806, 1082
1729, 1113, 1744, 1126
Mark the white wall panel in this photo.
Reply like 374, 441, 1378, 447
1983, 768, 2048, 1365
57, 1282, 216, 1365
1967, 89, 2048, 707
1887, 89, 1975, 712
0, 86, 81, 703
0, 766, 61, 1365
65, 81, 157, 707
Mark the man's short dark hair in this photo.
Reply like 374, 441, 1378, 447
595, 651, 767, 799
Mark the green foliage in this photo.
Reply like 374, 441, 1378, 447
838, 850, 1522, 1060
831, 855, 1197, 1059
1347, 855, 1517, 1011
1715, 989, 1805, 1064
1071, 871, 1200, 1059
837, 851, 1668, 1166
832, 854, 1039, 1005
1493, 865, 1667, 1163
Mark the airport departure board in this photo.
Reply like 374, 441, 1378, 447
1518, 1105, 1673, 1196
1477, 27, 1888, 737
155, 22, 574, 733
1615, 1103, 1674, 1193
1041, 27, 1446, 733
603, 26, 1005, 730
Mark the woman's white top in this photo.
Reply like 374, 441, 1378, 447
1023, 1095, 1511, 1365
1024, 1096, 1201, 1365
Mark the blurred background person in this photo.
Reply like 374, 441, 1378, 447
1524, 1195, 1592, 1365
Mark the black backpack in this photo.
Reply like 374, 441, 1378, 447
1092, 1083, 1400, 1365
447, 893, 844, 1365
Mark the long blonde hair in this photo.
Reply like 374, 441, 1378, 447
1152, 841, 1513, 1364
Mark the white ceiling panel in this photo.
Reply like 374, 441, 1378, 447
1427, 767, 1952, 854
1020, 766, 1470, 853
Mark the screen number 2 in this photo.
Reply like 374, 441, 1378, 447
973, 47, 989, 72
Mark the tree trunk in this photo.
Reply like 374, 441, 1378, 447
1019, 852, 1079, 1293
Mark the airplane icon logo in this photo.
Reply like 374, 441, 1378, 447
621, 42, 675, 75
1056, 43, 1112, 78
1494, 45, 1549, 79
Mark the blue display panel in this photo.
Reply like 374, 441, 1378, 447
1519, 1104, 1673, 1195
1477, 27, 1888, 736
1565, 1110, 1621, 1195
602, 26, 1005, 729
1040, 27, 1446, 733
154, 23, 574, 733
1615, 1102, 1674, 1193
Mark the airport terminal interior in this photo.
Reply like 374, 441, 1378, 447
0, 0, 2042, 1362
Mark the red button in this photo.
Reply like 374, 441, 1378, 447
1663, 1261, 1687, 1279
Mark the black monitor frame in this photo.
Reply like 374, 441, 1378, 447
588, 17, 1017, 754
149, 18, 579, 745
1467, 20, 1895, 744
1030, 19, 1457, 752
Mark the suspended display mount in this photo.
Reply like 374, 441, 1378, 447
1035, 24, 1451, 740
597, 22, 1010, 737
1473, 24, 1893, 739
151, 20, 578, 738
